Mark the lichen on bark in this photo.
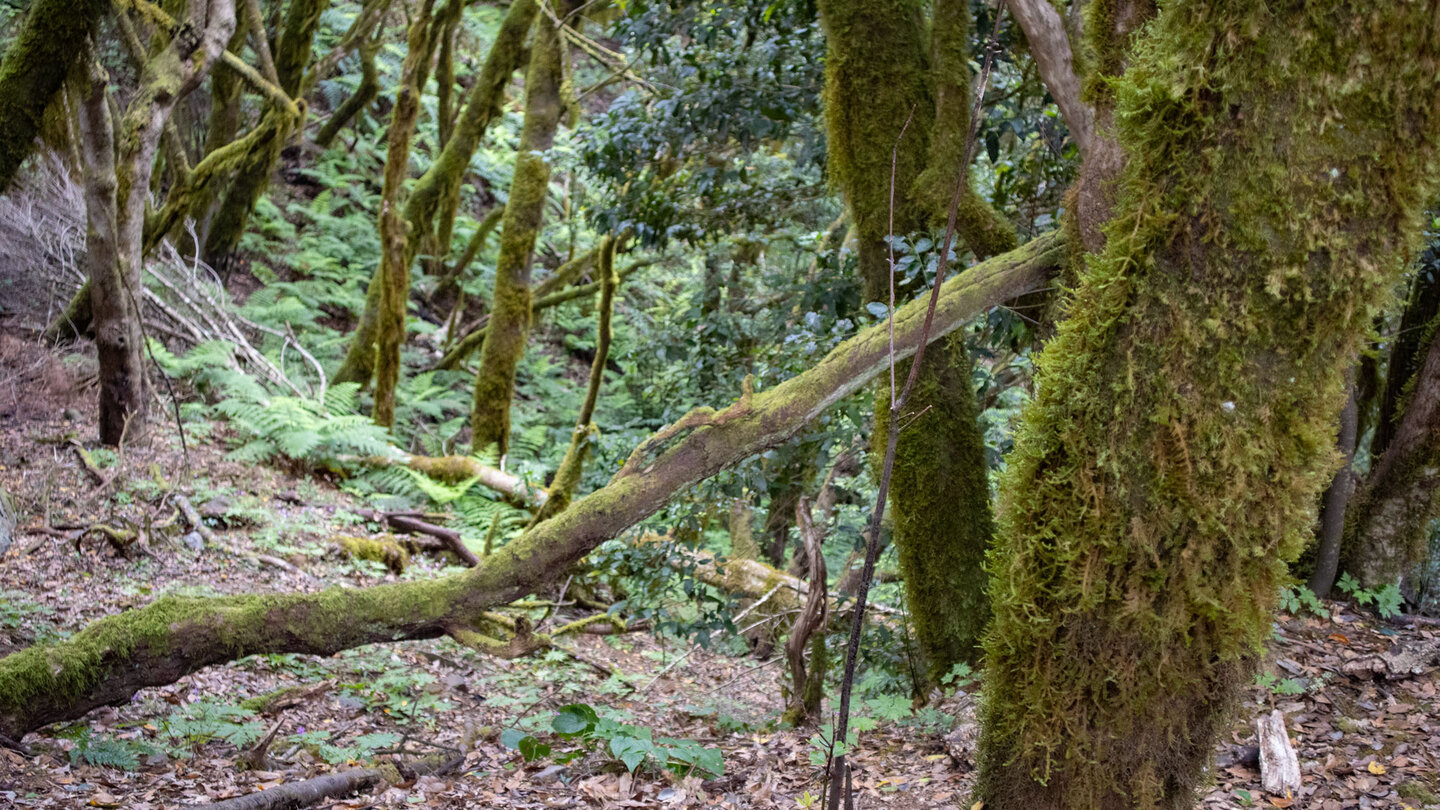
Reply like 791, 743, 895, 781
976, 2, 1440, 807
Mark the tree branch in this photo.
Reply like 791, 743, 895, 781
1004, 0, 1093, 158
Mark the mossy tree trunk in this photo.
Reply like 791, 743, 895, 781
818, 0, 1010, 678
372, 1, 439, 429
203, 0, 329, 270
0, 0, 109, 194
470, 5, 568, 455
975, 3, 1440, 807
336, 0, 537, 388
1344, 321, 1440, 589
0, 237, 1061, 741
434, 0, 465, 150
1374, 266, 1440, 458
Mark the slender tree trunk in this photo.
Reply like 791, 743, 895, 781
372, 1, 439, 428
434, 0, 465, 150
976, 3, 1440, 807
818, 0, 1005, 677
1309, 378, 1358, 598
1374, 265, 1440, 458
75, 61, 141, 446
314, 38, 381, 149
204, 0, 330, 269
470, 6, 567, 455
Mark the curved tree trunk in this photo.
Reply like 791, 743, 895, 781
1374, 265, 1440, 458
1309, 378, 1359, 598
975, 3, 1440, 807
0, 234, 1062, 741
314, 38, 381, 149
470, 6, 567, 455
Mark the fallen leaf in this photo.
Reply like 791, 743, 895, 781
1268, 796, 1294, 808
1367, 761, 1386, 775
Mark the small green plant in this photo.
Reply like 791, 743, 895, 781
940, 661, 979, 691
1235, 788, 1254, 806
542, 702, 724, 776
288, 729, 402, 764
338, 667, 453, 723
1336, 573, 1404, 619
62, 727, 155, 771
161, 699, 264, 752
1254, 671, 1307, 697
1278, 584, 1330, 618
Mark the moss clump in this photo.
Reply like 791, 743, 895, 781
337, 535, 410, 575
1399, 781, 1440, 807
976, 2, 1440, 808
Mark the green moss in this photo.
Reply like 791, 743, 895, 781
337, 535, 410, 574
315, 38, 380, 148
1081, 0, 1158, 106
1399, 781, 1440, 807
405, 0, 538, 268
875, 334, 993, 679
471, 11, 566, 454
976, 3, 1440, 808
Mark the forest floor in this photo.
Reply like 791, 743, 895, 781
1, 335, 1439, 809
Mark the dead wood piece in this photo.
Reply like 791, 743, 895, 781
177, 494, 311, 577
387, 514, 481, 567
192, 766, 390, 809
1341, 637, 1440, 680
239, 716, 285, 771
1257, 709, 1300, 797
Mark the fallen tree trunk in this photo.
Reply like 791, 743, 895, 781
0, 233, 1061, 739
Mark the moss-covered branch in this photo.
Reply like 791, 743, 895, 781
528, 236, 618, 526
976, 2, 1440, 806
0, 0, 109, 194
0, 233, 1060, 739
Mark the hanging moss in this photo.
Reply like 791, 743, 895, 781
471, 8, 567, 455
1081, 0, 1158, 106
0, 0, 108, 193
976, 3, 1440, 807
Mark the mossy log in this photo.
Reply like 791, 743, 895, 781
976, 2, 1440, 807
0, 236, 1059, 739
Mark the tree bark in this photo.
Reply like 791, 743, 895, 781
1374, 266, 1440, 458
470, 5, 567, 454
0, 232, 1061, 740
1003, 0, 1092, 158
975, 3, 1440, 807
1345, 323, 1440, 589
